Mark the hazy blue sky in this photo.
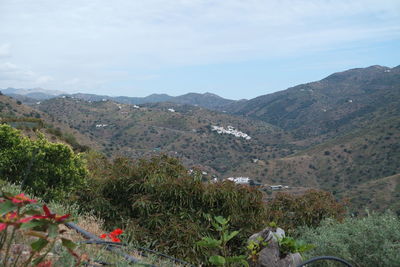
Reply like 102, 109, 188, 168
0, 0, 399, 99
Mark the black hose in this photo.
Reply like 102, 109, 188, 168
297, 256, 353, 267
79, 240, 195, 266
65, 222, 156, 267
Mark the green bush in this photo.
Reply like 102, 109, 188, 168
79, 155, 267, 264
265, 190, 346, 233
298, 212, 400, 266
0, 124, 87, 201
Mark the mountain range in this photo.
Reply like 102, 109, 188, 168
1, 64, 399, 214
1, 88, 239, 111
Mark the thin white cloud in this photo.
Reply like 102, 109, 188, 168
0, 62, 53, 87
0, 44, 11, 57
0, 0, 399, 93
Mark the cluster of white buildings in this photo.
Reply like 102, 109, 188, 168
225, 177, 251, 184
211, 125, 251, 140
95, 124, 108, 128
168, 108, 175, 112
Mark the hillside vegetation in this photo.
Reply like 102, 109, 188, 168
35, 97, 296, 179
0, 93, 96, 151
30, 65, 400, 214
230, 65, 400, 140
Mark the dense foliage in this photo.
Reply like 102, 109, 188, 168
0, 124, 87, 201
265, 190, 346, 232
3, 122, 397, 265
79, 154, 267, 263
298, 212, 400, 267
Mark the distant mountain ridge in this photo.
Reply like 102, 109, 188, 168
2, 87, 66, 99
1, 88, 238, 111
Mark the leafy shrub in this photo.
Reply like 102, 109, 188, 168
196, 216, 248, 266
79, 155, 267, 264
277, 236, 313, 256
298, 212, 400, 267
265, 190, 346, 233
0, 124, 87, 201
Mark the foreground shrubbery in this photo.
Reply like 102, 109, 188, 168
80, 154, 267, 263
4, 124, 397, 265
0, 125, 87, 201
298, 212, 400, 267
265, 190, 347, 233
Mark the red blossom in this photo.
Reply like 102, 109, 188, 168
9, 193, 36, 204
111, 237, 121, 242
111, 228, 123, 236
41, 205, 70, 222
99, 228, 123, 242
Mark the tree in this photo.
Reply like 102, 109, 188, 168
0, 124, 87, 201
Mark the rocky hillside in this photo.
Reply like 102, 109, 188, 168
229, 65, 400, 140
0, 92, 96, 151
35, 97, 296, 178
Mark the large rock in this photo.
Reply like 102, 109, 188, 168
248, 227, 303, 267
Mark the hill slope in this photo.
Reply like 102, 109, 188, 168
35, 97, 296, 178
0, 92, 96, 151
229, 65, 400, 140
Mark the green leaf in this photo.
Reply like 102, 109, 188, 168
225, 255, 248, 266
61, 238, 77, 250
31, 238, 49, 251
48, 224, 58, 238
223, 230, 239, 242
214, 216, 228, 225
31, 256, 45, 266
240, 259, 250, 267
23, 208, 42, 216
20, 221, 46, 230
212, 221, 223, 231
196, 237, 221, 248
209, 255, 226, 266
0, 200, 16, 215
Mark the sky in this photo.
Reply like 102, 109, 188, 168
0, 0, 399, 100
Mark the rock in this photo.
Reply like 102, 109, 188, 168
248, 227, 303, 267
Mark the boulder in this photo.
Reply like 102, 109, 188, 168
248, 227, 303, 267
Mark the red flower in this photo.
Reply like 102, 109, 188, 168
19, 205, 70, 223
111, 237, 121, 242
9, 193, 36, 204
99, 228, 123, 242
42, 205, 70, 222
111, 228, 123, 236
100, 234, 107, 239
